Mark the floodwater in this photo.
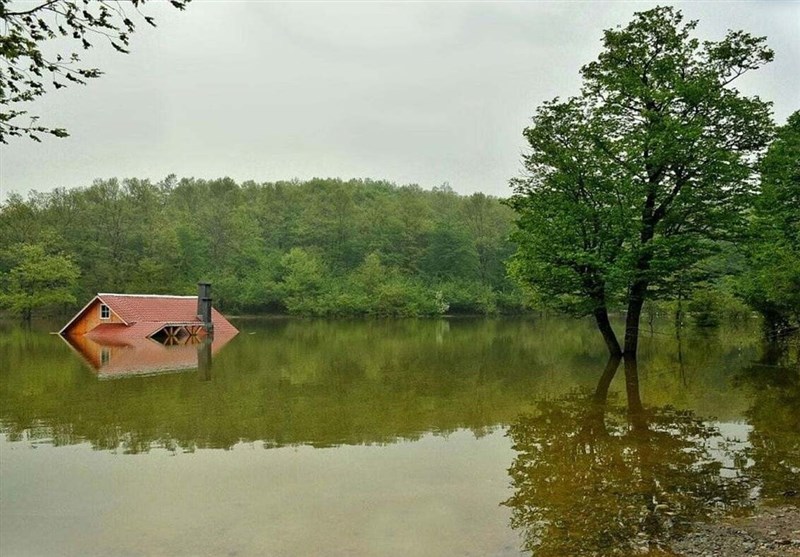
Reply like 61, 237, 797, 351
0, 317, 797, 556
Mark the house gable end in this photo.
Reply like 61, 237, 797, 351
60, 297, 128, 336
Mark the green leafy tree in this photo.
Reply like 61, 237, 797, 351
0, 243, 80, 320
376, 185, 433, 273
0, 192, 45, 245
462, 192, 516, 286
420, 222, 479, 281
437, 279, 496, 314
509, 98, 631, 355
509, 6, 774, 358
740, 111, 800, 336
279, 248, 330, 314
0, 0, 189, 142
295, 179, 362, 272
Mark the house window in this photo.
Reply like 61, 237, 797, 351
101, 348, 111, 365
100, 304, 110, 319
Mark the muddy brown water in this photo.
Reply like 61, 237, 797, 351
1, 317, 797, 556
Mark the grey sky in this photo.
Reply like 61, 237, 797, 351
1, 1, 798, 200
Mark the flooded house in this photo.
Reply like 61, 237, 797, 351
59, 283, 238, 378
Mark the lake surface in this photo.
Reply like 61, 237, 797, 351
1, 317, 798, 556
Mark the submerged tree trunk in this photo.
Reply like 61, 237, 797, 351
623, 354, 645, 421
594, 306, 622, 358
623, 291, 647, 425
623, 276, 648, 425
762, 307, 792, 341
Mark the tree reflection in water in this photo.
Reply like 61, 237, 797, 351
504, 356, 752, 556
734, 342, 800, 505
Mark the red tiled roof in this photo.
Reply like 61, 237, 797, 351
98, 294, 200, 323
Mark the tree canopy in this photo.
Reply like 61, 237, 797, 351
0, 0, 189, 143
0, 242, 80, 320
739, 111, 800, 335
509, 6, 775, 358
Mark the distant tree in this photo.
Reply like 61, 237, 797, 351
351, 252, 388, 294
420, 223, 479, 281
0, 0, 189, 143
509, 6, 774, 358
279, 248, 329, 314
740, 111, 800, 336
0, 192, 44, 244
296, 179, 361, 271
462, 192, 515, 286
0, 243, 80, 320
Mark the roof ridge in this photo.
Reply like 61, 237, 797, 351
99, 293, 196, 299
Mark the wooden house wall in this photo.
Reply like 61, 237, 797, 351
65, 299, 125, 336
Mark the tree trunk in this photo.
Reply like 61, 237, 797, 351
623, 353, 645, 421
623, 281, 647, 426
593, 306, 622, 358
624, 281, 648, 357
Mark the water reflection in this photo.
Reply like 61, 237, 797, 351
1, 318, 799, 555
505, 357, 753, 556
0, 317, 787, 459
734, 342, 800, 504
2, 318, 623, 452
61, 329, 229, 379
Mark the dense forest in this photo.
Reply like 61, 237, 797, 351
0, 177, 526, 317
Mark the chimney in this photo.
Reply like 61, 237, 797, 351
197, 282, 214, 335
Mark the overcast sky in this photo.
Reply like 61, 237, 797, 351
1, 0, 798, 200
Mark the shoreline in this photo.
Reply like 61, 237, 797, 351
671, 503, 800, 557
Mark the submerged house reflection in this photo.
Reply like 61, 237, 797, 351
58, 284, 237, 379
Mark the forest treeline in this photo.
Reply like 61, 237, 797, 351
0, 177, 527, 316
